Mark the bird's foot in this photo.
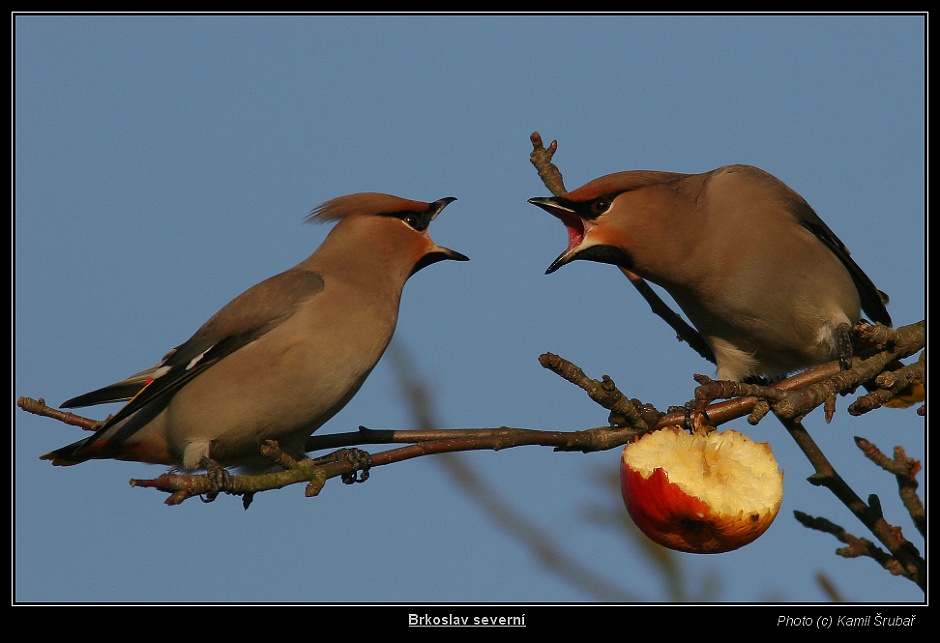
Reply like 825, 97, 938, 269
836, 322, 854, 371
668, 402, 715, 436
199, 457, 234, 503
742, 375, 772, 385
308, 447, 373, 484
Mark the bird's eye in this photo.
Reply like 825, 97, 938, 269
592, 198, 612, 215
402, 214, 420, 229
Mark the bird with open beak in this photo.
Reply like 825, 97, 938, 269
529, 164, 890, 383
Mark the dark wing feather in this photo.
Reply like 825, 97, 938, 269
62, 268, 326, 427
61, 362, 166, 408
790, 199, 892, 326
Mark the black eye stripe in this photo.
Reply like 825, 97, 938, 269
560, 192, 620, 220
382, 210, 432, 231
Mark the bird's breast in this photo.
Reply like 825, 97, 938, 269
162, 286, 400, 456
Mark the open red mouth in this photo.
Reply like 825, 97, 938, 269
553, 208, 585, 254
528, 197, 590, 274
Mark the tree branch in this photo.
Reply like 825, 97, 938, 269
780, 417, 924, 590
24, 319, 920, 512
21, 131, 924, 594
854, 437, 925, 538
793, 511, 908, 579
526, 132, 925, 590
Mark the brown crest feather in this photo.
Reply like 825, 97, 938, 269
306, 192, 430, 224
565, 171, 692, 201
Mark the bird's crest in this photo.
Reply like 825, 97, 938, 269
306, 192, 430, 225
565, 170, 691, 201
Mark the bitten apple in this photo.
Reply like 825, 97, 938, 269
620, 427, 783, 554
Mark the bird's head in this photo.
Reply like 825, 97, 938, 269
308, 192, 468, 276
529, 170, 689, 275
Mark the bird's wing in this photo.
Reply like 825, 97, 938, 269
62, 268, 326, 427
790, 199, 892, 326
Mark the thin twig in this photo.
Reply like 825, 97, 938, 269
855, 437, 925, 538
782, 419, 924, 589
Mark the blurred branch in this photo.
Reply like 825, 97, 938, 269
540, 323, 925, 590
782, 416, 924, 590
586, 470, 718, 602
23, 131, 924, 595
814, 572, 845, 603
385, 342, 640, 602
527, 132, 925, 592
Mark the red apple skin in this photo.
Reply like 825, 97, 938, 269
620, 430, 782, 554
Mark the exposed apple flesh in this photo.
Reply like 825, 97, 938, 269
620, 427, 784, 554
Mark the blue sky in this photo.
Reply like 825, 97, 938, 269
14, 14, 926, 608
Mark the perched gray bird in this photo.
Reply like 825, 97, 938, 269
42, 192, 467, 472
529, 164, 890, 382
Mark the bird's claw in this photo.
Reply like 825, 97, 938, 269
309, 448, 373, 484
836, 322, 854, 371
199, 457, 234, 503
